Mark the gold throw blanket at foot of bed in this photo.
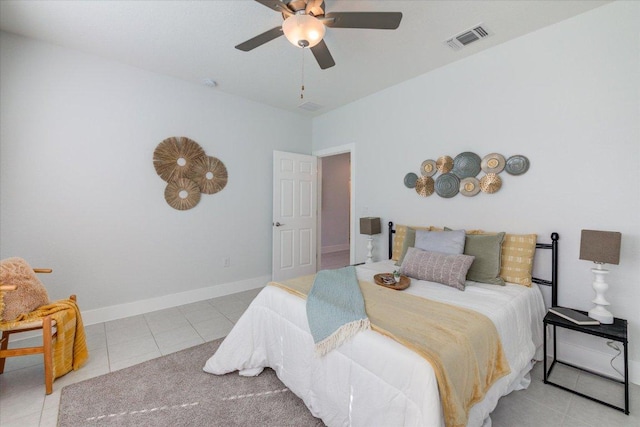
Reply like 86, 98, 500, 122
6, 298, 88, 379
271, 276, 510, 427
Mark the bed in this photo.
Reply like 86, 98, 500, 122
204, 223, 559, 427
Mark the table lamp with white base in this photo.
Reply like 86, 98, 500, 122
359, 217, 381, 264
579, 229, 622, 325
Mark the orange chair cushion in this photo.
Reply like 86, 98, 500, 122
0, 257, 50, 321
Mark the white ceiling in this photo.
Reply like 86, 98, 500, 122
0, 0, 610, 116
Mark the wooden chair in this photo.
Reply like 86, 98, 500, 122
0, 268, 75, 395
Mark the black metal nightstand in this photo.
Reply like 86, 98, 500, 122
543, 308, 629, 414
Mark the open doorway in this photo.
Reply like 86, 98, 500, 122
318, 152, 352, 270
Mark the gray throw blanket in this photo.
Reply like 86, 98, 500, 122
306, 266, 370, 356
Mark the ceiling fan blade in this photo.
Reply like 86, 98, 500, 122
235, 26, 284, 51
255, 0, 293, 17
310, 40, 335, 70
324, 12, 402, 29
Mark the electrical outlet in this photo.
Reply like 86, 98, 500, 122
223, 256, 230, 268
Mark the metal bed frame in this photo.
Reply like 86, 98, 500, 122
386, 221, 559, 305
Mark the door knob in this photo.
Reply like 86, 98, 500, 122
274, 222, 285, 227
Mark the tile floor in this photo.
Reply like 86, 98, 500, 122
1, 286, 638, 427
494, 360, 639, 427
0, 289, 260, 427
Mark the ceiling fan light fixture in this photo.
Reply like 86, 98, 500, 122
282, 13, 325, 48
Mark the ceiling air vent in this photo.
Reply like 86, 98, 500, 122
298, 101, 323, 112
445, 24, 492, 51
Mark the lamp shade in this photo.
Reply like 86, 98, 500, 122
282, 14, 326, 48
360, 217, 381, 236
579, 229, 621, 265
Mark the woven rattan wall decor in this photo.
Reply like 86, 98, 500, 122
153, 136, 228, 210
403, 152, 529, 198
190, 156, 228, 195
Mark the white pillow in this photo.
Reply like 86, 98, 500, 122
415, 229, 466, 255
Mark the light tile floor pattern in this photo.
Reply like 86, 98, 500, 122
1, 286, 638, 427
0, 289, 259, 427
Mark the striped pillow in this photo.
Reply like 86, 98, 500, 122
391, 225, 431, 261
400, 247, 475, 291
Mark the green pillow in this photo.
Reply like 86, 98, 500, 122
444, 227, 506, 285
463, 232, 506, 286
395, 227, 416, 266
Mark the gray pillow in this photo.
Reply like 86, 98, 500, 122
395, 227, 416, 266
414, 229, 466, 255
400, 247, 475, 291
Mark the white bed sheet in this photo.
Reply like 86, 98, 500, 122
204, 261, 546, 427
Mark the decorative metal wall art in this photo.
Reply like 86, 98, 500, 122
451, 152, 481, 179
404, 172, 418, 188
505, 155, 529, 175
153, 136, 228, 210
436, 156, 453, 173
404, 152, 529, 198
434, 173, 460, 198
415, 176, 434, 197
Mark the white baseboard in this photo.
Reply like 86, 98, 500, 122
81, 275, 270, 326
547, 327, 639, 385
321, 244, 349, 254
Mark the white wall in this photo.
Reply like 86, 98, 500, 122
313, 2, 640, 383
321, 152, 350, 252
0, 32, 311, 320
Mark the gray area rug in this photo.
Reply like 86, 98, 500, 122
58, 338, 324, 426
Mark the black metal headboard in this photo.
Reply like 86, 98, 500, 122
387, 221, 559, 306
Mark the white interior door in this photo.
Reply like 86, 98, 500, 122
272, 151, 318, 281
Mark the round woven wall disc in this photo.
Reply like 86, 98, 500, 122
164, 178, 201, 210
188, 156, 228, 194
415, 176, 434, 197
480, 173, 502, 194
153, 137, 206, 182
436, 156, 453, 173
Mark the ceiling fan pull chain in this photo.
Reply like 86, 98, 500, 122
300, 47, 305, 100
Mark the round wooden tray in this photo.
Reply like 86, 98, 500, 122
374, 273, 410, 290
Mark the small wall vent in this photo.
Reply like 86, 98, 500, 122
445, 24, 492, 51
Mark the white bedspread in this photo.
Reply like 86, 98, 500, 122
204, 261, 546, 427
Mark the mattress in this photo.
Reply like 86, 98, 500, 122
204, 261, 546, 426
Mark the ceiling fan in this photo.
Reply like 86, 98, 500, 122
235, 0, 403, 70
